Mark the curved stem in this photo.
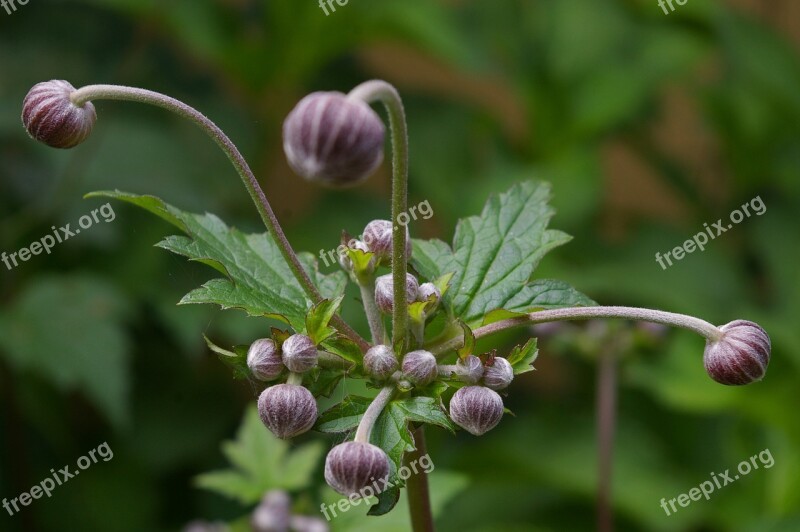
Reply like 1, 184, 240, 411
354, 385, 395, 443
70, 84, 368, 351
348, 81, 410, 353
286, 371, 304, 386
405, 426, 434, 532
429, 306, 723, 356
358, 277, 385, 344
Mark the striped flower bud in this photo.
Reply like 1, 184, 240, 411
281, 334, 318, 373
362, 219, 411, 263
324, 441, 390, 497
449, 386, 504, 436
401, 350, 438, 386
483, 356, 514, 390
247, 338, 284, 381
22, 80, 96, 149
283, 92, 385, 187
363, 344, 398, 380
704, 320, 771, 385
456, 355, 483, 384
374, 273, 419, 314
257, 384, 317, 439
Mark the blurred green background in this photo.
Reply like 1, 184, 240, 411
1, 0, 799, 530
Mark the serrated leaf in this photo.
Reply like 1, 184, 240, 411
393, 397, 456, 433
204, 335, 251, 380
315, 396, 372, 433
304, 367, 345, 398
368, 486, 401, 517
433, 272, 455, 298
306, 296, 343, 345
480, 308, 528, 326
411, 181, 590, 327
321, 334, 363, 365
502, 279, 596, 313
87, 190, 346, 330
507, 338, 539, 375
195, 405, 324, 503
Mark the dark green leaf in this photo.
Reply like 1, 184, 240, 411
203, 335, 251, 380
315, 396, 372, 433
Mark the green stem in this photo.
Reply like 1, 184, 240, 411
348, 81, 410, 353
428, 306, 723, 356
354, 385, 395, 443
405, 426, 434, 532
69, 84, 368, 352
286, 372, 303, 385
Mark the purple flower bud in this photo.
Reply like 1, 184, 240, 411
374, 273, 419, 314
281, 334, 318, 373
251, 490, 291, 532
257, 384, 317, 439
290, 516, 329, 532
363, 344, 398, 380
247, 338, 284, 381
449, 386, 504, 436
456, 355, 483, 384
324, 441, 390, 497
704, 320, 771, 385
22, 80, 96, 149
338, 239, 372, 272
417, 282, 441, 303
401, 350, 438, 386
283, 92, 385, 187
483, 357, 514, 390
362, 220, 411, 263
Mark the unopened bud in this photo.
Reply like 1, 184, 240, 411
324, 441, 390, 497
363, 344, 398, 380
483, 357, 514, 390
247, 338, 284, 381
704, 320, 771, 385
374, 273, 419, 314
362, 220, 411, 263
257, 384, 317, 439
251, 490, 291, 532
456, 355, 483, 384
22, 80, 96, 149
401, 350, 438, 386
281, 334, 318, 373
283, 92, 385, 187
449, 386, 504, 436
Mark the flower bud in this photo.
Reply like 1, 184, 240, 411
290, 516, 329, 532
283, 92, 385, 187
417, 282, 441, 315
281, 334, 318, 373
362, 220, 411, 263
338, 239, 372, 273
257, 384, 317, 439
703, 320, 771, 386
247, 338, 284, 381
401, 350, 438, 386
363, 344, 398, 380
455, 355, 483, 384
374, 273, 419, 314
449, 386, 504, 436
251, 490, 291, 532
483, 356, 514, 390
324, 441, 390, 497
22, 80, 96, 149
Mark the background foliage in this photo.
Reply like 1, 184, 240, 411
1, 0, 798, 530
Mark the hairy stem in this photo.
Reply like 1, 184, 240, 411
348, 81, 410, 353
359, 277, 385, 344
429, 306, 723, 356
354, 385, 395, 443
286, 371, 304, 386
69, 84, 368, 351
405, 426, 434, 532
597, 350, 617, 532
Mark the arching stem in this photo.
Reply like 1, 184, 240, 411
348, 81, 410, 354
69, 84, 368, 351
354, 385, 395, 443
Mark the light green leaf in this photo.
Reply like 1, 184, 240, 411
456, 320, 475, 360
305, 296, 344, 345
411, 181, 590, 327
87, 190, 346, 330
195, 405, 324, 503
503, 279, 596, 313
392, 397, 456, 433
506, 338, 539, 375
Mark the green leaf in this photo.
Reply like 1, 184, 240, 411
305, 296, 344, 345
0, 275, 131, 428
304, 367, 345, 398
368, 486, 401, 517
506, 338, 539, 375
195, 405, 324, 503
411, 181, 591, 326
392, 397, 456, 433
321, 334, 363, 365
204, 336, 251, 380
502, 279, 596, 313
456, 320, 475, 360
315, 396, 372, 433
87, 190, 346, 330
